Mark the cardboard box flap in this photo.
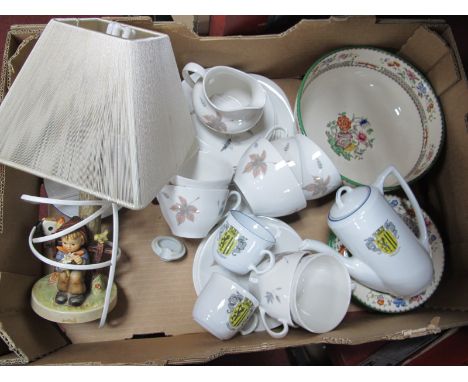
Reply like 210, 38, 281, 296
0, 31, 21, 101
0, 167, 41, 276
0, 310, 68, 364
149, 17, 424, 79
0, 351, 23, 365
427, 51, 461, 96
397, 26, 460, 101
442, 27, 467, 81
426, 272, 468, 311
7, 33, 39, 88
0, 272, 37, 313
31, 309, 468, 365
0, 272, 67, 365
435, 80, 468, 252
398, 26, 451, 73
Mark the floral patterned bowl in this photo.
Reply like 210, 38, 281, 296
296, 47, 444, 189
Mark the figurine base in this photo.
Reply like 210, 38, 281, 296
31, 273, 117, 324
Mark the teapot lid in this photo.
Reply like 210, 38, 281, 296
329, 186, 371, 221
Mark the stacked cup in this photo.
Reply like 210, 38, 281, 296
248, 246, 353, 339
157, 150, 241, 238
192, 210, 353, 340
233, 134, 343, 218
271, 134, 343, 201
193, 210, 279, 340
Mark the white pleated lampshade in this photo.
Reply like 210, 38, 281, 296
0, 18, 195, 210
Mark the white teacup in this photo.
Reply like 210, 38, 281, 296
295, 134, 342, 200
170, 151, 234, 189
290, 254, 352, 334
193, 273, 259, 340
157, 184, 241, 239
270, 137, 303, 185
234, 137, 307, 217
182, 62, 266, 134
248, 251, 309, 339
213, 210, 276, 275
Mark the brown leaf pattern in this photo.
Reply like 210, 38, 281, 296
303, 176, 330, 197
203, 114, 227, 132
243, 150, 267, 178
170, 196, 199, 225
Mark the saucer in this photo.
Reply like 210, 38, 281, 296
296, 47, 444, 189
193, 216, 302, 332
182, 73, 295, 167
328, 194, 445, 313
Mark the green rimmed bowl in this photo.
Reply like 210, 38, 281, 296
296, 47, 444, 189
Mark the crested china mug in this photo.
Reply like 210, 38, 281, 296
213, 210, 276, 275
193, 272, 259, 340
302, 165, 433, 298
182, 62, 266, 134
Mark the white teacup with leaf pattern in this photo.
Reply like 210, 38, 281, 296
270, 136, 303, 185
213, 210, 276, 275
234, 137, 307, 217
157, 184, 241, 239
248, 251, 309, 339
170, 151, 234, 190
295, 134, 342, 200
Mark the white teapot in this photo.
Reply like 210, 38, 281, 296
302, 165, 433, 298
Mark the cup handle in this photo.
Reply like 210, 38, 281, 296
220, 191, 242, 220
264, 125, 288, 141
248, 250, 275, 275
259, 307, 289, 339
240, 313, 259, 335
372, 165, 429, 252
182, 62, 207, 88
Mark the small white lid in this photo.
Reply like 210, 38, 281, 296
151, 236, 186, 262
328, 186, 371, 221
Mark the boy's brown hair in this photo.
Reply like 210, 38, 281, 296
57, 216, 89, 246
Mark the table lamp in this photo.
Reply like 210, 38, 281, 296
0, 18, 195, 326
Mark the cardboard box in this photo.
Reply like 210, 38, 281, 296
1, 16, 468, 365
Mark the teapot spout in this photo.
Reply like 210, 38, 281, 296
299, 239, 387, 293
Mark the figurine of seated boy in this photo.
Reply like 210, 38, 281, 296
54, 218, 90, 307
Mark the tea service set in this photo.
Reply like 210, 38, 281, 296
157, 47, 445, 340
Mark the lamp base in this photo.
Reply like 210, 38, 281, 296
31, 273, 117, 324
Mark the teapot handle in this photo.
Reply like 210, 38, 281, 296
372, 166, 429, 252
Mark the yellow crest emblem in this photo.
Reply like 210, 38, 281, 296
365, 220, 399, 256
374, 226, 399, 254
217, 226, 239, 256
228, 298, 254, 329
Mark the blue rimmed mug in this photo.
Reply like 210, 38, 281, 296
213, 210, 276, 275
